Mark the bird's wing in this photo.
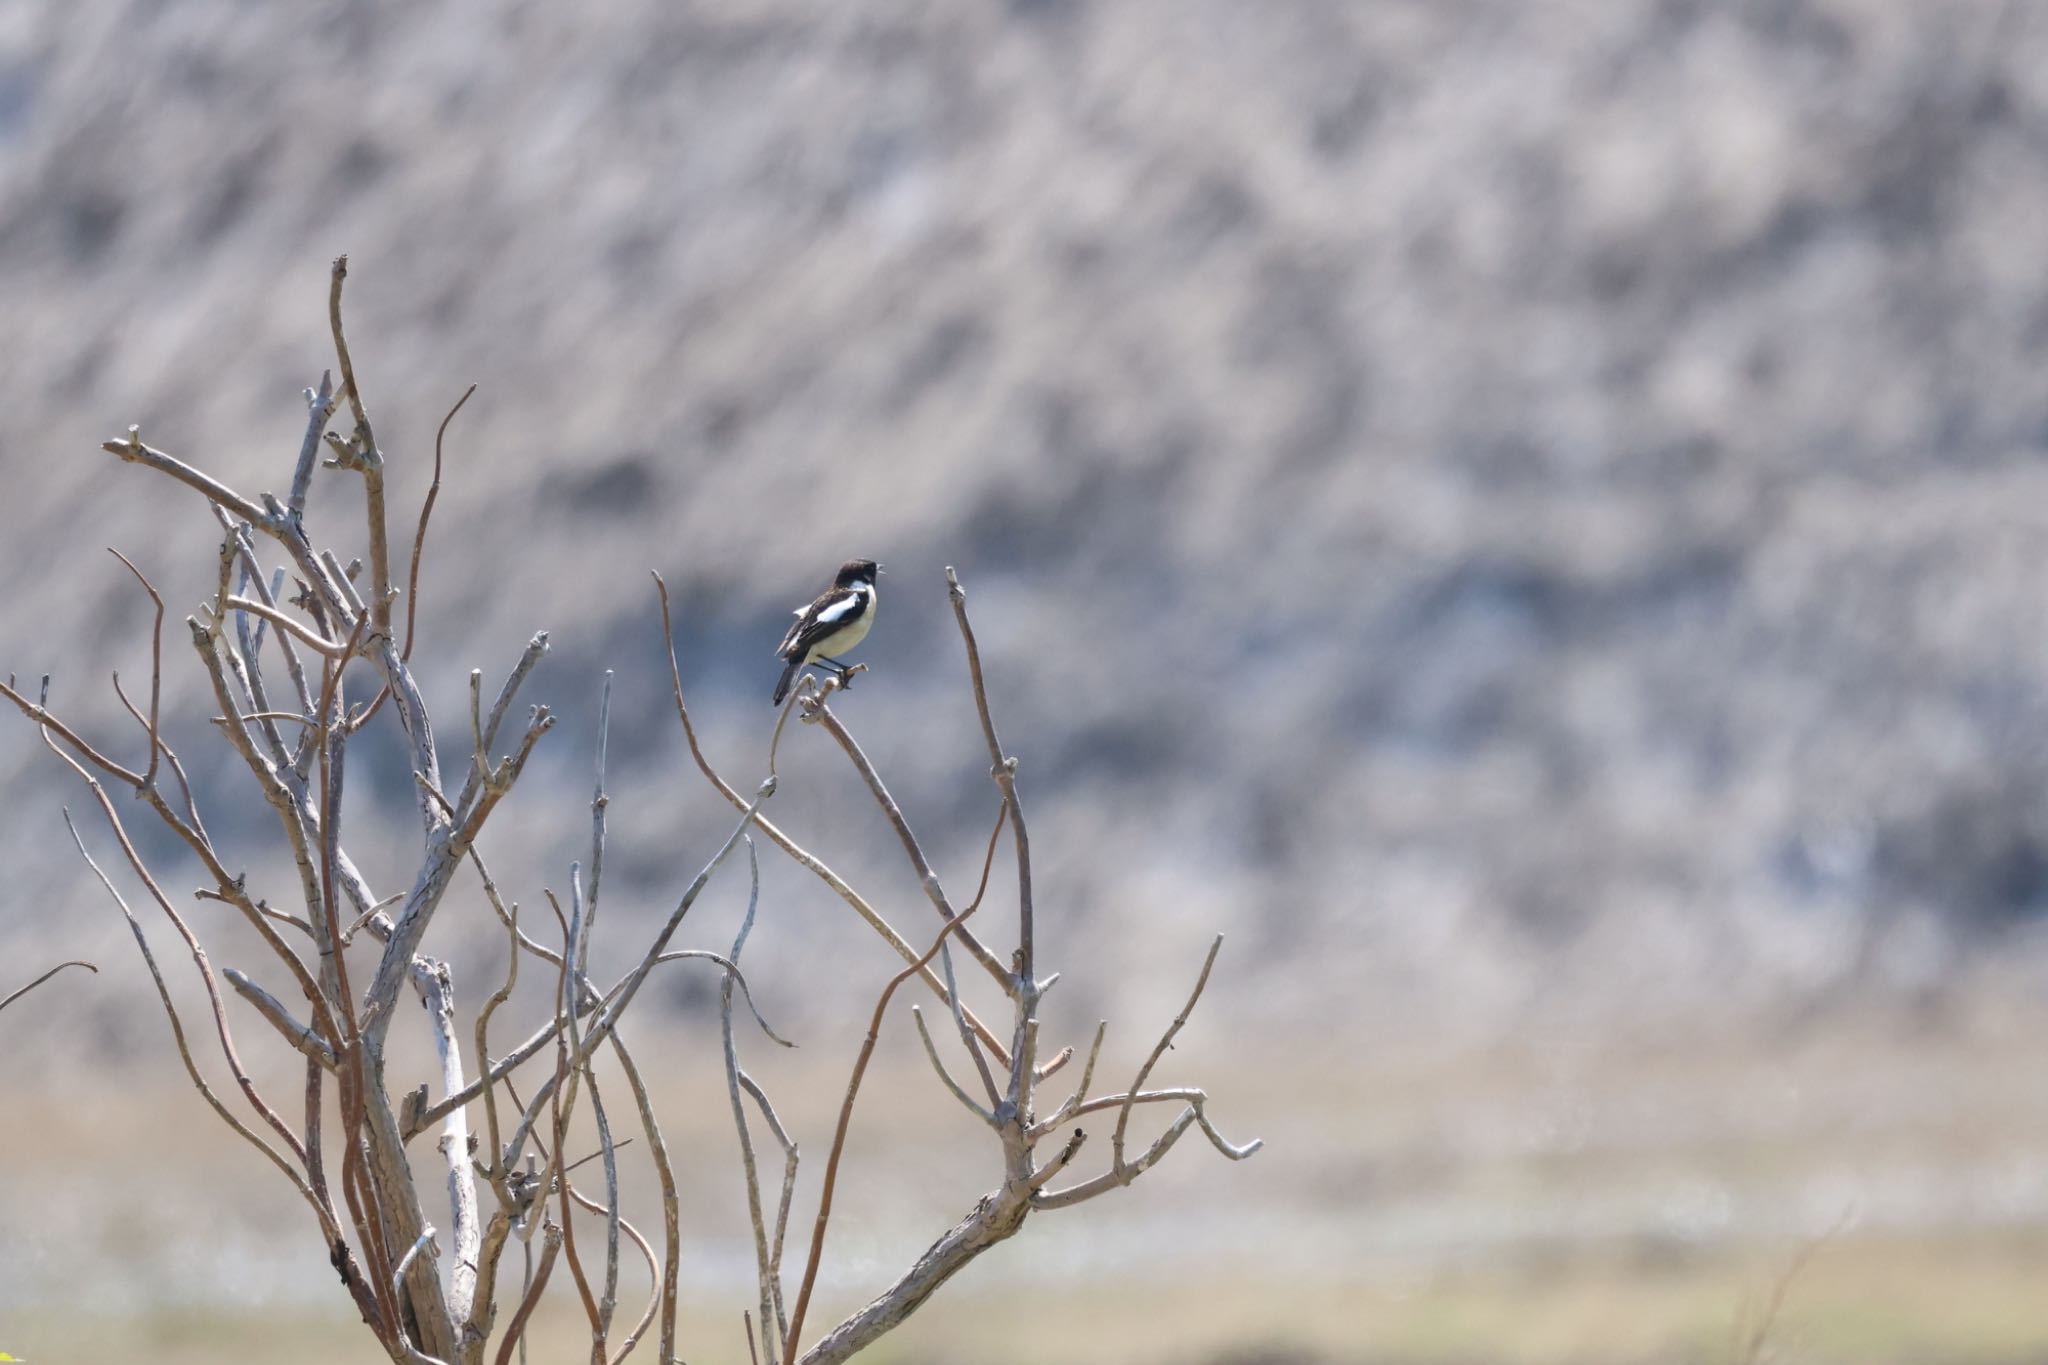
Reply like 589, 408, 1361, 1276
779, 588, 866, 660
776, 607, 812, 659
811, 593, 861, 626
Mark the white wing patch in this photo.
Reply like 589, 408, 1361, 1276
813, 593, 860, 625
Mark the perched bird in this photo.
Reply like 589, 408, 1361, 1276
772, 558, 881, 704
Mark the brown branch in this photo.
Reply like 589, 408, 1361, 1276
222, 966, 337, 1068
0, 676, 144, 788
327, 255, 393, 638
943, 566, 1035, 996
782, 890, 988, 1360
215, 506, 316, 768
355, 381, 474, 732
311, 612, 406, 1342
49, 741, 308, 1167
495, 782, 775, 1169
105, 548, 165, 790
541, 892, 603, 1342
60, 808, 381, 1333
490, 1222, 562, 1365
100, 428, 354, 633
1113, 935, 1222, 1171
651, 572, 1013, 1068
111, 672, 208, 843
223, 594, 348, 657
558, 1183, 657, 1365
721, 838, 785, 1363
288, 369, 337, 525
809, 703, 1015, 995
607, 1032, 680, 1365
0, 959, 97, 1015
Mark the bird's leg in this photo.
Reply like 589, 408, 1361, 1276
812, 656, 864, 689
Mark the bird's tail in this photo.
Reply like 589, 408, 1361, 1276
771, 655, 802, 706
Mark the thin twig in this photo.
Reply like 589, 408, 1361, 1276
0, 959, 98, 1015
782, 892, 989, 1361
327, 255, 394, 638
911, 1008, 997, 1126
354, 381, 475, 732
60, 809, 373, 1326
585, 1058, 623, 1360
944, 566, 1035, 995
496, 782, 775, 1169
542, 893, 603, 1334
222, 966, 337, 1068
52, 748, 307, 1167
1029, 1021, 1107, 1138
105, 548, 164, 790
1114, 935, 1224, 1173
222, 595, 348, 657
810, 705, 1015, 996
651, 572, 1013, 1067
491, 1222, 563, 1365
722, 839, 783, 1364
608, 1032, 681, 1365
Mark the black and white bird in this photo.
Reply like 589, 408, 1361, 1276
772, 558, 881, 705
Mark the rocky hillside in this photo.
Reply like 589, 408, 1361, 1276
4, 0, 2048, 1057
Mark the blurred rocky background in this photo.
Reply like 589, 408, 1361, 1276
7, 0, 2048, 1361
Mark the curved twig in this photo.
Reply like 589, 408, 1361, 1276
782, 890, 989, 1360
0, 959, 98, 1016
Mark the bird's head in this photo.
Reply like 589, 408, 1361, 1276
836, 558, 881, 589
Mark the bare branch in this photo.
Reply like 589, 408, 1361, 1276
326, 255, 395, 639
52, 747, 308, 1166
584, 1056, 623, 1356
809, 703, 1015, 995
607, 1032, 680, 1365
105, 548, 164, 790
0, 959, 98, 1015
112, 672, 209, 841
943, 566, 1035, 996
722, 838, 785, 1365
737, 1070, 799, 1325
1029, 1021, 1107, 1138
1026, 1128, 1088, 1193
289, 369, 337, 526
0, 676, 144, 788
101, 428, 354, 631
911, 1008, 996, 1127
491, 1222, 562, 1365
541, 893, 603, 1337
498, 779, 775, 1170
651, 572, 1014, 1067
392, 1227, 452, 1365
455, 633, 552, 816
60, 809, 364, 1318
223, 594, 348, 658
1113, 935, 1226, 1172
558, 1183, 657, 1365
412, 959, 482, 1325
223, 966, 337, 1068
355, 381, 475, 733
783, 887, 989, 1360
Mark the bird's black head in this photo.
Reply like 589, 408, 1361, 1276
836, 558, 881, 587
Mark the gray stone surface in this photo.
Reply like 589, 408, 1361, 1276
4, 0, 2048, 1055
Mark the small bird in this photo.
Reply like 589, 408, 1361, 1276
772, 558, 881, 704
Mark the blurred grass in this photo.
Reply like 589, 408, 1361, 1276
10, 1017, 2048, 1363
9, 1234, 2048, 1364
